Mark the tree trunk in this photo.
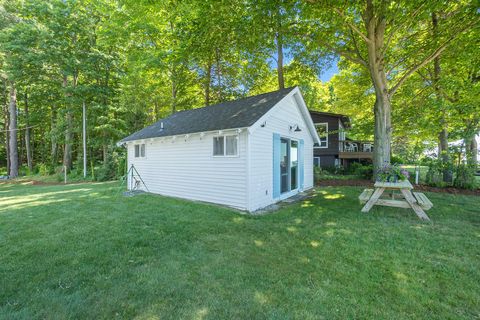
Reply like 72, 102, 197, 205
63, 74, 74, 171
8, 82, 18, 178
171, 81, 177, 114
276, 10, 285, 90
24, 92, 33, 172
63, 109, 73, 170
364, 6, 391, 174
276, 32, 285, 90
2, 79, 9, 174
432, 12, 452, 183
466, 135, 478, 169
215, 47, 223, 101
438, 128, 452, 181
205, 58, 212, 106
471, 138, 478, 169
50, 106, 57, 168
372, 85, 392, 170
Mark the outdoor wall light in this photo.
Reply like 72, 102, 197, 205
289, 124, 302, 132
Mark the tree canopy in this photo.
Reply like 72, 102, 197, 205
0, 0, 478, 178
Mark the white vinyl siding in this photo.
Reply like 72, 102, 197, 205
125, 88, 316, 212
248, 94, 314, 211
127, 131, 247, 210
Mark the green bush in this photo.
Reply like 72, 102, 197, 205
37, 163, 51, 176
345, 162, 362, 174
355, 164, 373, 180
314, 166, 323, 183
426, 165, 445, 187
95, 148, 126, 182
391, 155, 406, 165
453, 165, 477, 190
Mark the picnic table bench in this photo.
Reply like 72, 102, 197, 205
359, 180, 432, 221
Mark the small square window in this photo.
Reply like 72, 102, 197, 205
135, 144, 140, 157
134, 144, 145, 158
213, 137, 224, 156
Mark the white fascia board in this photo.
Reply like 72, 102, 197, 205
118, 126, 249, 145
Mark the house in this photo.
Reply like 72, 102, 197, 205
118, 87, 320, 212
309, 110, 373, 168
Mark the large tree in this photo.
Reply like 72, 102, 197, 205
304, 0, 479, 173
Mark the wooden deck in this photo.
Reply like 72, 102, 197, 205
339, 151, 373, 159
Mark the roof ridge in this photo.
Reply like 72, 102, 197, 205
176, 86, 295, 114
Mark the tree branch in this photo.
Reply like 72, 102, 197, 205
349, 28, 367, 63
333, 8, 372, 44
383, 1, 427, 53
389, 17, 480, 96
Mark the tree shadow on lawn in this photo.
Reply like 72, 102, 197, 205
1, 184, 479, 319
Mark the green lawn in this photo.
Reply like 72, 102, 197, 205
1, 182, 479, 319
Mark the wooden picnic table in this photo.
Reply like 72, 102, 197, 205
359, 180, 432, 221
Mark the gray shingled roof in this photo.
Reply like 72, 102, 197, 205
119, 87, 296, 143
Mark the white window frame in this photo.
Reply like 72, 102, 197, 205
314, 123, 328, 148
213, 134, 239, 157
314, 156, 321, 168
134, 143, 146, 158
339, 121, 345, 142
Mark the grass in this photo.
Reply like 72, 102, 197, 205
1, 182, 479, 319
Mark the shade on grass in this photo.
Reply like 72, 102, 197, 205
1, 182, 479, 319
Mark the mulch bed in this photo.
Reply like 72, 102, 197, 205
316, 179, 480, 196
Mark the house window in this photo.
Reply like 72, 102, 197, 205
339, 122, 345, 142
225, 135, 238, 156
134, 144, 145, 158
213, 135, 238, 156
213, 137, 224, 156
314, 157, 321, 168
314, 123, 328, 148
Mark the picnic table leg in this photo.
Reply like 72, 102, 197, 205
361, 188, 385, 213
400, 189, 430, 221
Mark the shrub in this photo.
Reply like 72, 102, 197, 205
314, 166, 323, 183
346, 162, 363, 174
95, 148, 126, 182
391, 155, 406, 164
355, 164, 373, 180
453, 165, 477, 190
37, 163, 51, 176
425, 164, 444, 187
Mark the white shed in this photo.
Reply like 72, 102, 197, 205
119, 87, 320, 212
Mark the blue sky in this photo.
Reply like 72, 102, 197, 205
320, 61, 339, 82
268, 47, 339, 83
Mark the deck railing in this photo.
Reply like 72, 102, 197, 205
339, 140, 374, 153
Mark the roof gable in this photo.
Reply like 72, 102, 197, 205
120, 87, 296, 143
248, 87, 321, 144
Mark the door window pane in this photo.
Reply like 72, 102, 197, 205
280, 138, 289, 193
213, 137, 224, 156
290, 140, 298, 190
225, 135, 238, 156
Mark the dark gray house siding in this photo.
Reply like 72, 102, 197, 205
309, 111, 349, 168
